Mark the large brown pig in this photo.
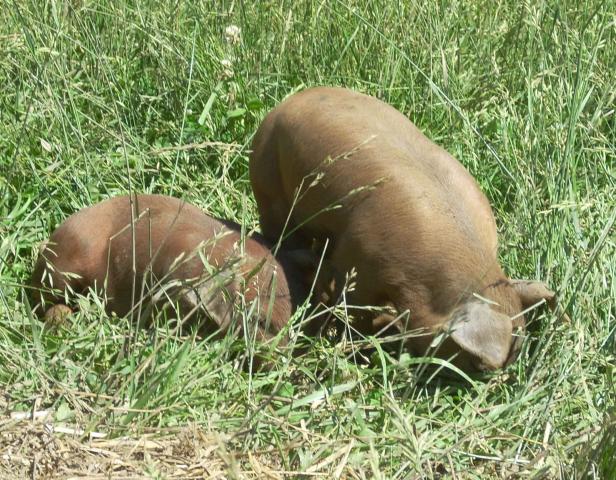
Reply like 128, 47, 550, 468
249, 86, 557, 371
29, 194, 311, 342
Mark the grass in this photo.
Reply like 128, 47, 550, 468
1, 0, 614, 478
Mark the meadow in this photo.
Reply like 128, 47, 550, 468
0, 1, 614, 478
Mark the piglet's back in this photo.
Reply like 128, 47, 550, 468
30, 195, 230, 314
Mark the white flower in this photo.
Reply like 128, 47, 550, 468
220, 58, 234, 78
224, 25, 241, 45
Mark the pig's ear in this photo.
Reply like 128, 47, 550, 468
510, 280, 556, 310
447, 302, 512, 371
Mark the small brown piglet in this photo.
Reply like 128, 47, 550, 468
250, 86, 560, 372
29, 194, 312, 343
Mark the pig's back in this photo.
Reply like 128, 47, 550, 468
258, 86, 498, 257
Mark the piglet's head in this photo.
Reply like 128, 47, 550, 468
203, 247, 317, 346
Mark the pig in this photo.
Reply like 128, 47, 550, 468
29, 194, 311, 343
249, 86, 558, 372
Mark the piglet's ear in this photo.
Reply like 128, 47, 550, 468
198, 272, 240, 332
510, 280, 556, 310
158, 271, 239, 333
447, 302, 513, 371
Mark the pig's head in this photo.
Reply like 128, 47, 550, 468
370, 279, 557, 372
436, 280, 557, 371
